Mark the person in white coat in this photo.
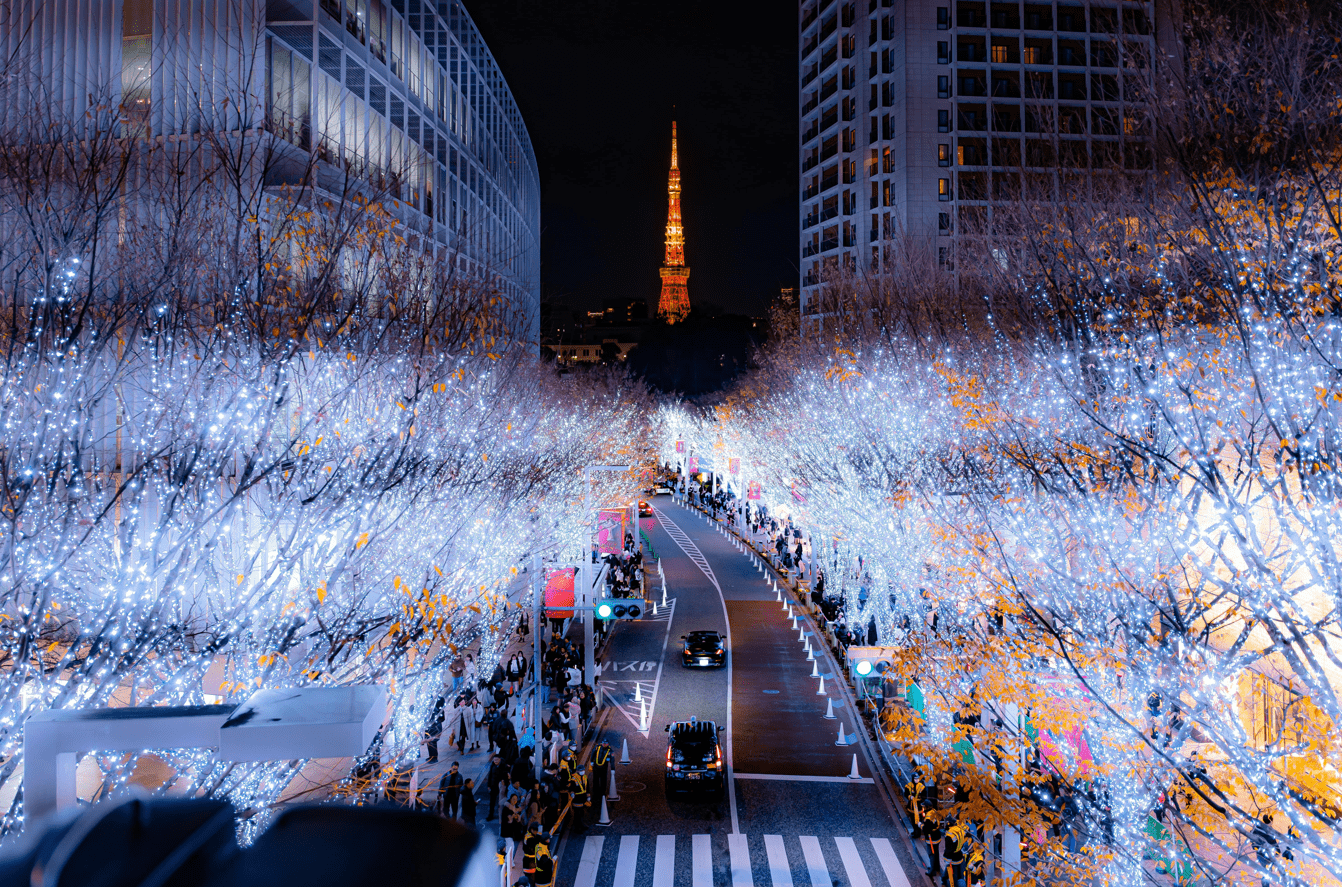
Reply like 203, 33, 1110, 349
468, 696, 485, 752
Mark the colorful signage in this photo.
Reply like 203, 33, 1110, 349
747, 482, 762, 500
675, 440, 685, 454
543, 568, 576, 619
729, 458, 740, 474
686, 456, 699, 475
596, 508, 627, 555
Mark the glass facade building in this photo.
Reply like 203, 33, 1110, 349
3, 0, 541, 345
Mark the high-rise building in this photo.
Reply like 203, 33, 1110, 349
3, 0, 542, 346
799, 0, 1170, 319
657, 121, 692, 324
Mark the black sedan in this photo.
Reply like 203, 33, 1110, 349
680, 631, 726, 668
665, 718, 726, 798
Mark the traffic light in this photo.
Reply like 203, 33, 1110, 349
595, 597, 643, 620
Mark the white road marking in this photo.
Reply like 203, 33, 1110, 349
652, 835, 675, 887
574, 835, 603, 887
836, 836, 874, 887
799, 835, 830, 887
734, 772, 876, 784
729, 832, 752, 887
612, 835, 639, 887
871, 837, 912, 887
764, 835, 794, 887
692, 834, 713, 887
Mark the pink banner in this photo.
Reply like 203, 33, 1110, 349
675, 440, 685, 454
729, 458, 740, 474
596, 508, 627, 555
748, 482, 762, 500
544, 568, 576, 618
687, 456, 699, 475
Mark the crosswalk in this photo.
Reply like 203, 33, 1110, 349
569, 832, 913, 887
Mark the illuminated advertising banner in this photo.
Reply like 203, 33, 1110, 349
686, 456, 698, 475
544, 568, 575, 619
675, 440, 685, 454
596, 508, 627, 555
729, 458, 740, 474
747, 482, 762, 500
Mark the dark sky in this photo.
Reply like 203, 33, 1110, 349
465, 0, 798, 318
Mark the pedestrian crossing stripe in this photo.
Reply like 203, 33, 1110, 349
567, 833, 913, 887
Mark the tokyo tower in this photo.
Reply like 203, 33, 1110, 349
657, 121, 691, 323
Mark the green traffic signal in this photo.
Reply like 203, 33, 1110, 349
596, 601, 614, 619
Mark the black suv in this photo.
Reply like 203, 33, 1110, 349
680, 631, 726, 668
664, 718, 725, 798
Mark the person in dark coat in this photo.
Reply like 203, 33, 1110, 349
459, 777, 477, 828
438, 761, 463, 819
485, 753, 506, 820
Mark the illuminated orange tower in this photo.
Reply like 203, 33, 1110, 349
657, 121, 691, 323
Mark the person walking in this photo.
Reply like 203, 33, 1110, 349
532, 840, 556, 887
438, 761, 463, 820
457, 697, 475, 755
449, 655, 466, 694
485, 753, 506, 820
469, 695, 485, 752
459, 777, 477, 829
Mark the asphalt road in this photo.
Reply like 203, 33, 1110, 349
557, 498, 921, 887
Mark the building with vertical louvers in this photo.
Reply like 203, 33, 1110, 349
2, 0, 541, 347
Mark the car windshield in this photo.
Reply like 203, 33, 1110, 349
688, 632, 718, 644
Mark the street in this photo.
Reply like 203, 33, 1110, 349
558, 499, 921, 887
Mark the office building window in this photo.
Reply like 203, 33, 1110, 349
938, 212, 951, 235
937, 7, 950, 29
992, 44, 1008, 63
938, 75, 950, 98
938, 144, 950, 166
938, 177, 951, 200
937, 41, 950, 64
938, 109, 950, 132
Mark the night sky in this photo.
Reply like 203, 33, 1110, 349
466, 0, 799, 318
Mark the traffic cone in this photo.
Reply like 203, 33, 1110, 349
824, 698, 836, 719
806, 645, 815, 662
798, 627, 806, 643
810, 660, 820, 678
639, 698, 649, 732
596, 795, 612, 826
848, 754, 862, 779
817, 676, 827, 695
620, 738, 631, 764
836, 722, 847, 745
608, 769, 620, 800
635, 683, 642, 703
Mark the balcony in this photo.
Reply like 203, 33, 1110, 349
802, 154, 819, 172
820, 77, 838, 102
820, 235, 839, 252
802, 34, 818, 59
802, 64, 818, 87
820, 44, 838, 72
802, 242, 819, 257
843, 229, 856, 247
803, 212, 819, 229
820, 171, 838, 192
820, 105, 838, 132
803, 182, 819, 199
802, 95, 819, 114
820, 204, 839, 222
819, 14, 837, 43
802, 123, 818, 144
